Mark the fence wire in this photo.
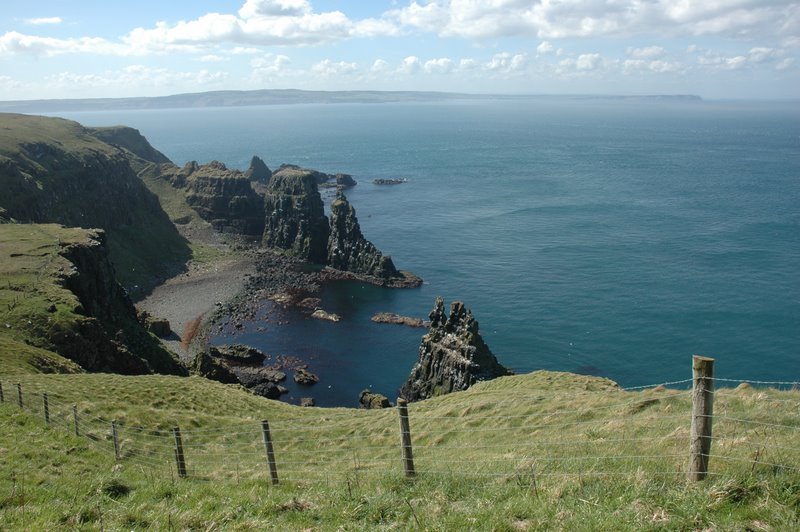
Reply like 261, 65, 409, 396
1, 375, 798, 487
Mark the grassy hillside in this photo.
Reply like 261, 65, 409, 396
0, 113, 191, 293
1, 371, 797, 529
0, 224, 183, 375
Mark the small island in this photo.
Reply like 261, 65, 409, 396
373, 177, 408, 185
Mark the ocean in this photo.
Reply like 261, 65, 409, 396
56, 98, 800, 406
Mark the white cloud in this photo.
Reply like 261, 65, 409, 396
0, 31, 128, 57
627, 46, 666, 59
576, 53, 602, 71
311, 59, 358, 76
371, 59, 390, 73
199, 54, 227, 62
648, 59, 682, 73
399, 55, 421, 74
536, 41, 554, 55
748, 47, 778, 62
25, 17, 62, 25
485, 52, 527, 72
775, 57, 795, 70
389, 0, 799, 41
423, 57, 455, 74
232, 46, 260, 54
239, 0, 311, 18
46, 65, 228, 92
459, 58, 479, 70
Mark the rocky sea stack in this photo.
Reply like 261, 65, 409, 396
328, 192, 400, 279
400, 298, 511, 401
262, 166, 330, 263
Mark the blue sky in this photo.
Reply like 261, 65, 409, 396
1, 0, 798, 100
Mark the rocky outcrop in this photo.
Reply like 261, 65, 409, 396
158, 160, 265, 236
359, 390, 391, 409
262, 167, 330, 263
273, 164, 355, 188
373, 178, 407, 185
400, 298, 511, 402
191, 344, 289, 399
244, 155, 271, 184
54, 229, 185, 375
294, 367, 319, 385
327, 193, 401, 279
371, 312, 429, 328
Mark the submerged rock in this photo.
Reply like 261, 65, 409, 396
400, 298, 511, 402
311, 309, 341, 322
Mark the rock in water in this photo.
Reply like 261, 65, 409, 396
400, 298, 511, 401
327, 192, 400, 279
262, 167, 330, 264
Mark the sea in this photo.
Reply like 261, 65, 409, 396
54, 98, 800, 407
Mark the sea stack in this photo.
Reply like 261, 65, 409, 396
262, 166, 330, 264
327, 192, 400, 279
400, 298, 511, 401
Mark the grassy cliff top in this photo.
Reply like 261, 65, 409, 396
1, 369, 797, 529
0, 224, 91, 373
0, 113, 115, 161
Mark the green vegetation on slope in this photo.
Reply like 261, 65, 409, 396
0, 224, 183, 375
0, 113, 191, 294
1, 371, 797, 529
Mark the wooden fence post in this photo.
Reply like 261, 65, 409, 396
689, 355, 715, 481
173, 427, 187, 478
112, 421, 120, 460
16, 383, 22, 408
397, 398, 416, 477
73, 405, 80, 436
261, 420, 279, 485
43, 393, 50, 426
0, 381, 4, 403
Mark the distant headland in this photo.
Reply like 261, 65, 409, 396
0, 89, 703, 114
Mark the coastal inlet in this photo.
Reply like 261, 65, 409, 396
209, 280, 427, 407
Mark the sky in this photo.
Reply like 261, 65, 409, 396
0, 0, 798, 101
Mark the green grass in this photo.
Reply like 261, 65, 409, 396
0, 371, 797, 529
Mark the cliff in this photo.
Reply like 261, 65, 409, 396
400, 298, 511, 401
273, 164, 355, 188
0, 113, 190, 293
0, 224, 185, 375
87, 126, 171, 165
243, 156, 271, 184
262, 167, 330, 263
158, 160, 265, 236
327, 193, 400, 279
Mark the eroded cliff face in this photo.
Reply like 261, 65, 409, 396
262, 167, 330, 263
327, 193, 400, 279
53, 229, 185, 375
400, 298, 511, 401
160, 160, 266, 236
0, 114, 190, 292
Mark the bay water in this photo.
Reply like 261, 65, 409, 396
57, 98, 800, 406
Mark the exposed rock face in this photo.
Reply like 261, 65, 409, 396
190, 351, 239, 384
327, 193, 400, 279
294, 367, 319, 385
262, 168, 330, 263
244, 155, 271, 184
273, 163, 355, 188
55, 230, 186, 375
400, 298, 511, 402
161, 160, 266, 236
208, 344, 266, 366
360, 390, 392, 409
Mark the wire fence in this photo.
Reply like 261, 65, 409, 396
1, 361, 798, 489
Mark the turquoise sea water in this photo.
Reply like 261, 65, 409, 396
57, 99, 800, 406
